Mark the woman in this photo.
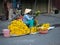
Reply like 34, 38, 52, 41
23, 9, 34, 28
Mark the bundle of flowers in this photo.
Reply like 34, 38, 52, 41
8, 19, 38, 36
8, 19, 30, 36
37, 23, 50, 31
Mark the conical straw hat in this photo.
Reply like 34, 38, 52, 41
24, 8, 31, 14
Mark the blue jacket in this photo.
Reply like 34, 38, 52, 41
23, 14, 33, 24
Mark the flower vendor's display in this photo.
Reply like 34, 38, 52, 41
38, 23, 50, 30
8, 19, 30, 36
37, 23, 50, 34
41, 23, 50, 28
30, 26, 38, 34
8, 19, 38, 36
8, 19, 50, 36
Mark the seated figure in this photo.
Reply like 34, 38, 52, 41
23, 8, 35, 28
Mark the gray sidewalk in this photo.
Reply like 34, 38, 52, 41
0, 14, 60, 45
42, 13, 60, 18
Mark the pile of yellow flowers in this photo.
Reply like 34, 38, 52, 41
42, 23, 50, 28
8, 19, 38, 36
30, 26, 38, 34
38, 23, 50, 31
8, 19, 30, 36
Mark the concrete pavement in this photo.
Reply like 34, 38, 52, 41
0, 14, 60, 45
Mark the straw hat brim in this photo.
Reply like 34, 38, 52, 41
24, 9, 31, 14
